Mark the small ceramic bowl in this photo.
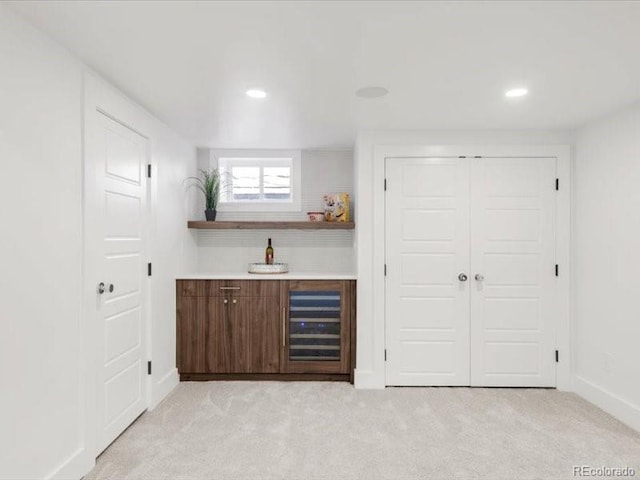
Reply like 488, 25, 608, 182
307, 211, 325, 222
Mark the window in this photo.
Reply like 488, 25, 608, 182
213, 150, 301, 212
221, 159, 291, 202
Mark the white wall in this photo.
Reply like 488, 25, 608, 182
148, 108, 199, 408
195, 149, 355, 273
0, 5, 197, 479
354, 129, 573, 389
573, 105, 640, 431
0, 6, 84, 479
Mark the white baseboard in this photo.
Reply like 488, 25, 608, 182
574, 375, 640, 433
150, 367, 179, 410
354, 368, 385, 389
45, 446, 93, 480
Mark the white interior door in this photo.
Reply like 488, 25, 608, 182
470, 157, 557, 387
385, 158, 470, 386
85, 106, 149, 453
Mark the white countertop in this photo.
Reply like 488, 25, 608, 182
177, 273, 357, 280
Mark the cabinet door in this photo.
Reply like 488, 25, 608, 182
230, 296, 280, 373
281, 280, 351, 374
177, 294, 230, 374
205, 296, 233, 373
177, 295, 207, 373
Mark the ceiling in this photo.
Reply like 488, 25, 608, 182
8, 1, 640, 149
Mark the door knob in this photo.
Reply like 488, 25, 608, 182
223, 299, 228, 304
475, 274, 484, 281
458, 273, 468, 282
232, 299, 237, 304
97, 282, 115, 294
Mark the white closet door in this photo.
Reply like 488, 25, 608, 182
470, 157, 557, 387
85, 104, 149, 453
385, 158, 470, 386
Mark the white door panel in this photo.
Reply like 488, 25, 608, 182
483, 298, 540, 330
470, 157, 556, 387
104, 360, 142, 427
86, 110, 148, 453
104, 123, 144, 183
104, 307, 142, 363
105, 191, 142, 237
400, 253, 458, 285
483, 254, 540, 286
401, 210, 456, 241
385, 158, 470, 386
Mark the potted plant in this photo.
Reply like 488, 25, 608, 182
187, 168, 222, 221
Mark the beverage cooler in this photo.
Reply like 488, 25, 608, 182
288, 290, 342, 362
282, 280, 352, 375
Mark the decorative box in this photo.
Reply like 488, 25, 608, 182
323, 193, 350, 222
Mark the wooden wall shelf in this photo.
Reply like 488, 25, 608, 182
187, 221, 355, 230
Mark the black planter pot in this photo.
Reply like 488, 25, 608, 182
205, 209, 217, 221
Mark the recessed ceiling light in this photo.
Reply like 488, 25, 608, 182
246, 89, 267, 99
355, 86, 389, 99
505, 88, 528, 98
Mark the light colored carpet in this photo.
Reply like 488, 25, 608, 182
85, 382, 640, 480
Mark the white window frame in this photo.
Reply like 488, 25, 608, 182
211, 149, 302, 212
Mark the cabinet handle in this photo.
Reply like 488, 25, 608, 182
232, 299, 237, 304
282, 307, 286, 348
220, 286, 240, 290
223, 298, 228, 304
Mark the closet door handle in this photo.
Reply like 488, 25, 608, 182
97, 282, 114, 294
475, 274, 484, 281
458, 273, 468, 282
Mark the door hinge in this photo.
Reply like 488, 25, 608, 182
147, 361, 152, 375
555, 264, 559, 277
384, 264, 387, 276
384, 349, 387, 361
555, 350, 559, 363
147, 164, 152, 178
384, 178, 387, 191
555, 178, 559, 191
148, 262, 152, 277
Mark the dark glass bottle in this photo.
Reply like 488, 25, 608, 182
265, 238, 274, 265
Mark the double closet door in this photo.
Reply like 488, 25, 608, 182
385, 157, 557, 387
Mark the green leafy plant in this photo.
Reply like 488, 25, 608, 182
187, 168, 222, 211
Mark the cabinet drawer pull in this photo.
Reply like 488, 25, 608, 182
232, 299, 237, 304
282, 307, 286, 348
223, 299, 228, 304
220, 286, 241, 290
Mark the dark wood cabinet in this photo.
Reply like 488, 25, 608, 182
177, 280, 280, 374
176, 279, 355, 381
